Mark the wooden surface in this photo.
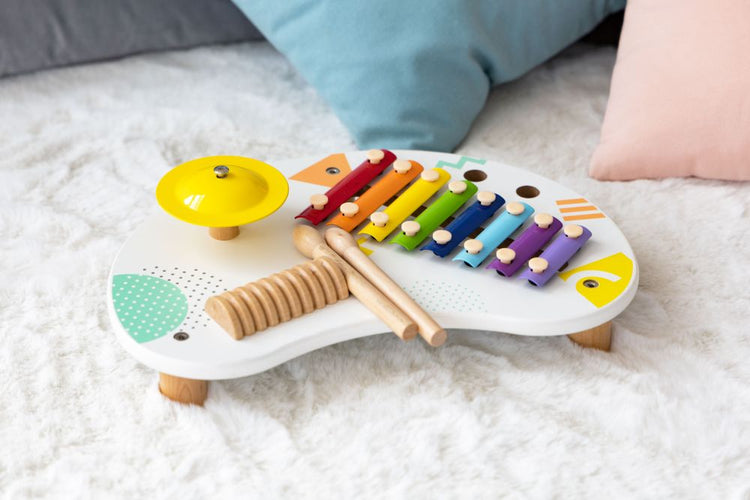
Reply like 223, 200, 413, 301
568, 321, 612, 351
293, 225, 417, 341
159, 373, 208, 405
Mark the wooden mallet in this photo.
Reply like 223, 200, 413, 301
324, 227, 447, 347
292, 225, 418, 341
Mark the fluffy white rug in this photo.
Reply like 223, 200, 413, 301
1, 42, 748, 499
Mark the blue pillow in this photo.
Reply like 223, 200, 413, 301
231, 0, 625, 151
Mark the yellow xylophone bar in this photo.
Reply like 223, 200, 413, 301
359, 168, 450, 241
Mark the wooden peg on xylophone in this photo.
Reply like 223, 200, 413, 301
324, 227, 447, 347
506, 201, 524, 215
528, 257, 549, 274
366, 149, 385, 164
534, 213, 553, 229
421, 169, 440, 182
496, 247, 516, 264
292, 225, 417, 341
392, 159, 412, 174
310, 194, 328, 210
477, 191, 496, 206
370, 211, 389, 227
464, 239, 483, 255
340, 202, 359, 217
448, 181, 467, 194
564, 224, 584, 239
520, 225, 591, 286
432, 229, 452, 245
401, 221, 420, 237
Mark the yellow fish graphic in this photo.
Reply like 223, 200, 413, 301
558, 252, 634, 308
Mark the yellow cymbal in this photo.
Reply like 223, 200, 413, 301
156, 156, 289, 228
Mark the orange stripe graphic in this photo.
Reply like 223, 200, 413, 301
556, 198, 588, 205
559, 205, 598, 213
562, 213, 606, 221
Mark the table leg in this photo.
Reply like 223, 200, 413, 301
158, 373, 208, 405
568, 321, 612, 351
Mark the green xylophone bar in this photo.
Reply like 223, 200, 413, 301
390, 180, 478, 251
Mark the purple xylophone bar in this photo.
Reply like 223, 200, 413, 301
487, 214, 562, 277
518, 225, 592, 286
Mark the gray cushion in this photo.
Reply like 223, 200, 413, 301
0, 0, 262, 78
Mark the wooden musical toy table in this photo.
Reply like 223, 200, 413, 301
108, 150, 638, 404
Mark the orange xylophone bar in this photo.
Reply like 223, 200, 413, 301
327, 159, 423, 232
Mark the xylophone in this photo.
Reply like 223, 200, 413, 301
296, 151, 594, 289
107, 150, 638, 405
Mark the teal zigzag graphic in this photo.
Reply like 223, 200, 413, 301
435, 156, 487, 170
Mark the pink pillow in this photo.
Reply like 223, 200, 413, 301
590, 0, 750, 181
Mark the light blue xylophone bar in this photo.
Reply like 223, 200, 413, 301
452, 202, 534, 267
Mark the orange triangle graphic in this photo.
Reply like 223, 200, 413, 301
289, 153, 351, 188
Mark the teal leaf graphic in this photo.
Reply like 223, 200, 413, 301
112, 274, 188, 343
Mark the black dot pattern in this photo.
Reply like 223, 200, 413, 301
402, 280, 488, 313
141, 265, 229, 333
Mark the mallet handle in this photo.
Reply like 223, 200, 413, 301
325, 227, 446, 347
